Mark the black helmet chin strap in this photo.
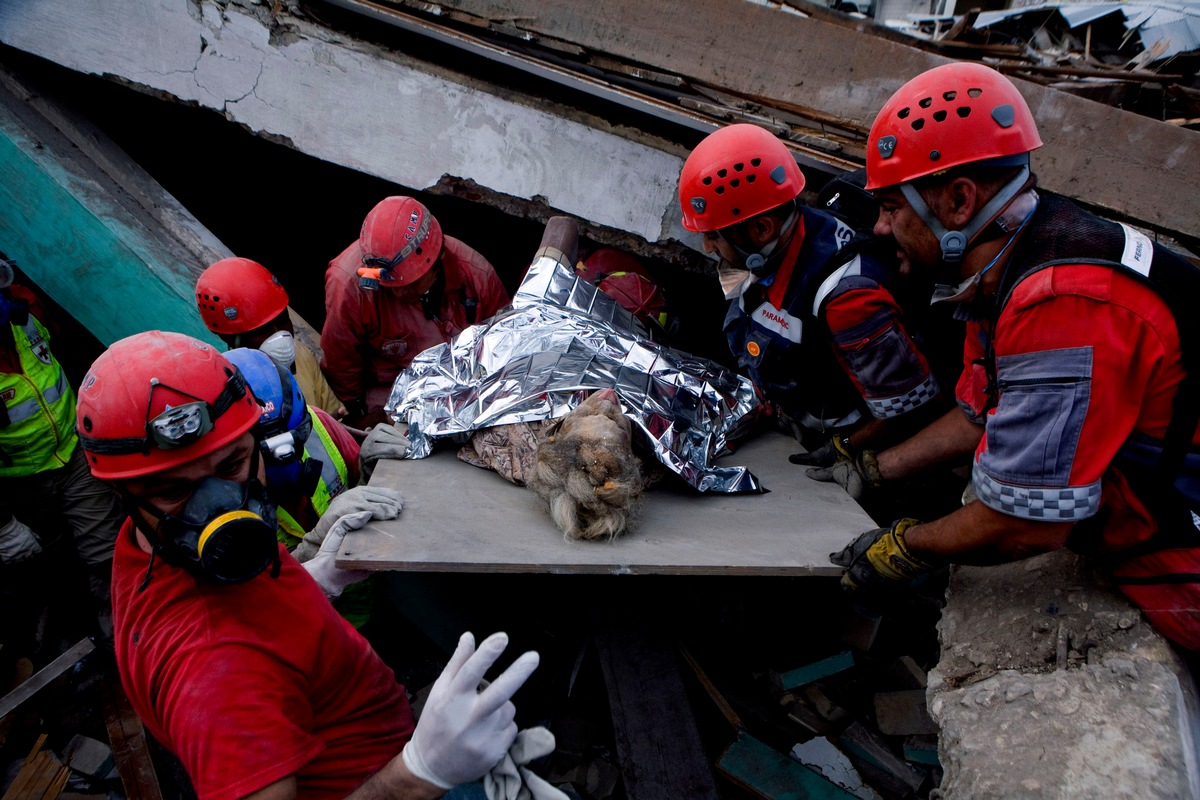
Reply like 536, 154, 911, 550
900, 157, 1031, 264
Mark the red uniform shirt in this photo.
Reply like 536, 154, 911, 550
112, 525, 414, 799
321, 237, 510, 411
957, 264, 1200, 647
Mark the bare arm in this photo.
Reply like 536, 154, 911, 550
904, 499, 1073, 565
876, 407, 982, 481
241, 756, 445, 800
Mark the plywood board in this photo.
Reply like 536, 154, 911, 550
339, 431, 873, 575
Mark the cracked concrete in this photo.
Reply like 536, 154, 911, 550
0, 0, 691, 248
931, 549, 1200, 799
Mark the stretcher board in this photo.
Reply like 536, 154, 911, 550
339, 430, 874, 576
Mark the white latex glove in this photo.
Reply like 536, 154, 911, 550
359, 423, 411, 484
484, 726, 568, 800
0, 517, 43, 565
403, 632, 541, 790
301, 510, 376, 598
292, 485, 402, 563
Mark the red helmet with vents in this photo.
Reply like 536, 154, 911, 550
678, 124, 805, 232
866, 62, 1042, 191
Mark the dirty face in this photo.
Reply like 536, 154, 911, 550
873, 187, 943, 278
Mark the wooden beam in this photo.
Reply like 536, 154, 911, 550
593, 625, 722, 800
101, 672, 164, 800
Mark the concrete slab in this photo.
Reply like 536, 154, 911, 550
338, 430, 874, 575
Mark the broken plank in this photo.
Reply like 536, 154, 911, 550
593, 625, 721, 800
101, 673, 163, 800
717, 732, 859, 799
0, 638, 94, 721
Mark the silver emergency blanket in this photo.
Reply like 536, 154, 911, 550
386, 255, 763, 492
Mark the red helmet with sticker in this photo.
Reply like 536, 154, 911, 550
195, 258, 289, 335
679, 124, 805, 233
76, 331, 262, 480
866, 62, 1043, 191
359, 196, 445, 288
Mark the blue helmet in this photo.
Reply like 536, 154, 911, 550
224, 347, 319, 497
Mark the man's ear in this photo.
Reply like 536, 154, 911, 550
745, 214, 781, 247
943, 177, 980, 228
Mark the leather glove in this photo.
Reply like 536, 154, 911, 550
403, 632, 541, 790
789, 434, 854, 468
0, 517, 43, 565
301, 510, 375, 598
359, 423, 411, 484
805, 449, 881, 500
484, 726, 568, 800
830, 518, 935, 591
292, 485, 402, 563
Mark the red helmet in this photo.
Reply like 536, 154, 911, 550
577, 248, 670, 328
76, 331, 262, 480
196, 258, 289, 335
359, 196, 445, 287
866, 62, 1043, 191
679, 124, 805, 233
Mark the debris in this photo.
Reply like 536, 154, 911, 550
2, 734, 70, 800
718, 732, 860, 799
772, 651, 856, 692
873, 689, 938, 736
62, 735, 114, 781
790, 737, 880, 800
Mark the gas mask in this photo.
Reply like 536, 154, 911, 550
259, 330, 296, 371
133, 451, 281, 585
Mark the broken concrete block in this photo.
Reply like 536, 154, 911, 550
838, 605, 882, 653
63, 734, 113, 780
903, 734, 940, 767
874, 689, 938, 736
772, 651, 855, 692
837, 721, 925, 796
718, 732, 859, 799
790, 737, 880, 800
887, 655, 927, 690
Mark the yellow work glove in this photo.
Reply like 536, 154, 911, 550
829, 518, 935, 591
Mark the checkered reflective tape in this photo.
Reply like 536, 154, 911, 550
973, 470, 1101, 521
866, 374, 940, 419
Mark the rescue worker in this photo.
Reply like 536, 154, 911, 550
0, 257, 121, 654
322, 196, 510, 429
678, 124, 947, 465
574, 248, 676, 339
225, 347, 389, 629
828, 62, 1200, 652
196, 256, 346, 418
76, 330, 545, 799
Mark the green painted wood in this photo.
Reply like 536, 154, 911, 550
775, 651, 855, 691
717, 732, 859, 800
0, 98, 219, 348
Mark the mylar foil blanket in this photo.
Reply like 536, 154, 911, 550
386, 255, 763, 492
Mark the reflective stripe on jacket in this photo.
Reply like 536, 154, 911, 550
0, 316, 77, 476
276, 408, 350, 547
